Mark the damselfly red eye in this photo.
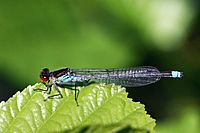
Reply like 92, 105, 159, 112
40, 76, 49, 81
40, 68, 50, 82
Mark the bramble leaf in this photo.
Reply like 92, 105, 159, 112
0, 83, 155, 133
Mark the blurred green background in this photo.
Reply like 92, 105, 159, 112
0, 0, 199, 132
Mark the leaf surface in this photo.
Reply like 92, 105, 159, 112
0, 83, 155, 133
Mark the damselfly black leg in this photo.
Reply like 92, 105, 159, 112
47, 83, 52, 94
47, 83, 63, 99
74, 82, 79, 106
34, 81, 52, 93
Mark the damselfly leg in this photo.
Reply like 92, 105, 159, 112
74, 82, 79, 106
34, 81, 52, 94
47, 82, 63, 99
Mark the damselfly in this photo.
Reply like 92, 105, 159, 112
38, 66, 183, 105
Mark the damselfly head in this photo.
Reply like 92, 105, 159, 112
40, 68, 50, 82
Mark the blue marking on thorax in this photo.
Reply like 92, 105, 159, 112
57, 74, 76, 82
171, 71, 181, 78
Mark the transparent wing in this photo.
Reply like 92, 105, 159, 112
71, 66, 162, 87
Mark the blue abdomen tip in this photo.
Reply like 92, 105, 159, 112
171, 71, 183, 78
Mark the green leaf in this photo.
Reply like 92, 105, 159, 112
64, 124, 151, 133
0, 83, 156, 133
